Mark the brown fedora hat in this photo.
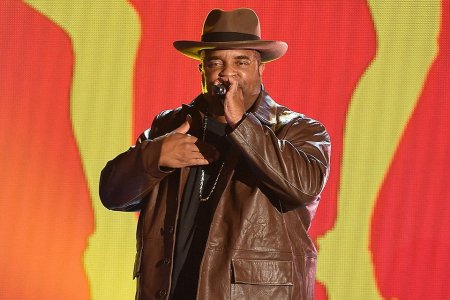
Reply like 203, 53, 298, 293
173, 8, 288, 63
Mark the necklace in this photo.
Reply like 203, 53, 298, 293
199, 114, 225, 202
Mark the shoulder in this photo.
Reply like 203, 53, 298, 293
255, 91, 330, 141
138, 95, 206, 142
153, 106, 183, 129
150, 94, 206, 137
271, 100, 330, 143
257, 91, 326, 130
137, 106, 186, 142
151, 106, 190, 138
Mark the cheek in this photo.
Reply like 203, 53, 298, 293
204, 70, 219, 82
242, 71, 260, 86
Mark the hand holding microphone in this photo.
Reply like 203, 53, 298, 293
211, 78, 246, 129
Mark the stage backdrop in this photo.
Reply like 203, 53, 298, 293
1, 1, 449, 299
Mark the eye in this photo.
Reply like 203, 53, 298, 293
205, 61, 223, 69
235, 60, 251, 67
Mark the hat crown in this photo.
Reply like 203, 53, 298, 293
173, 8, 287, 63
202, 9, 261, 41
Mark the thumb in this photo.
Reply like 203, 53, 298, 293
174, 114, 192, 134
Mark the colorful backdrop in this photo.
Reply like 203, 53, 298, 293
1, 1, 449, 299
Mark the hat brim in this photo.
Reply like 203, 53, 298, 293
173, 40, 288, 63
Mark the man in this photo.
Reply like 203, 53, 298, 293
100, 8, 330, 300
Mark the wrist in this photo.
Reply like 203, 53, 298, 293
228, 112, 248, 131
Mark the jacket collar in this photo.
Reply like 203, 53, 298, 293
251, 87, 277, 126
182, 86, 277, 126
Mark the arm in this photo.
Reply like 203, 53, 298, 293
227, 111, 331, 209
99, 110, 218, 211
99, 114, 174, 211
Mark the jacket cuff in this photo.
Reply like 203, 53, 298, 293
140, 136, 174, 179
227, 112, 260, 143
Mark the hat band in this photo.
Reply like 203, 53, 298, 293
201, 32, 260, 42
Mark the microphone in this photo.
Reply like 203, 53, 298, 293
212, 84, 227, 96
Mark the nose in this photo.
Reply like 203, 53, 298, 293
218, 63, 237, 78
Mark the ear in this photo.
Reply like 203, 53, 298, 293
258, 63, 265, 76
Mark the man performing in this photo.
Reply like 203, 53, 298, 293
100, 8, 331, 300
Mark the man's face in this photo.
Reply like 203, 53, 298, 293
200, 49, 265, 110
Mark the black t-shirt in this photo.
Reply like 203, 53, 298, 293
171, 117, 228, 299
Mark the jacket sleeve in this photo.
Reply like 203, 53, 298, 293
99, 113, 174, 211
227, 112, 331, 209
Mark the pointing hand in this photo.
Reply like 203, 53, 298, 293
158, 115, 219, 168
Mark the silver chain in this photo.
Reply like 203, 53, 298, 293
199, 115, 225, 202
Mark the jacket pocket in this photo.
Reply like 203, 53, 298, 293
231, 259, 293, 300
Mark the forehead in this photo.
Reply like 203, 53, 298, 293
202, 49, 259, 60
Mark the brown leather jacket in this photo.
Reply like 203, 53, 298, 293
99, 90, 331, 299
